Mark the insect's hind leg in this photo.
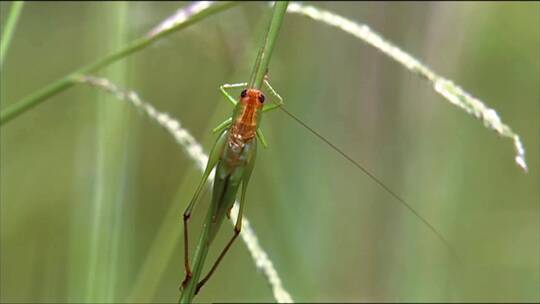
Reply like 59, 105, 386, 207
181, 129, 228, 290
194, 223, 241, 295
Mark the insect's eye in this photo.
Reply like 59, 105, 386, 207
258, 94, 265, 103
240, 90, 247, 98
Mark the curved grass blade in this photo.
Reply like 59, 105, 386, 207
0, 1, 237, 125
287, 2, 527, 172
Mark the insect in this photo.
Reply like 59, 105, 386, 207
180, 76, 284, 297
179, 75, 458, 300
179, 63, 464, 300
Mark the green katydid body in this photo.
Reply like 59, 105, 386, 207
204, 87, 266, 241
181, 129, 257, 299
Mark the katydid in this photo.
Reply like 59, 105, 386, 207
180, 78, 284, 296
180, 75, 458, 298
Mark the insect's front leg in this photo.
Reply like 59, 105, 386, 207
262, 79, 284, 112
219, 82, 247, 106
256, 79, 284, 148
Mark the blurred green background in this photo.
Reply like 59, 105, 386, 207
1, 2, 538, 303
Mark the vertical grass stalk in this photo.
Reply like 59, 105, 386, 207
85, 3, 130, 302
103, 3, 131, 301
0, 1, 24, 68
249, 1, 288, 89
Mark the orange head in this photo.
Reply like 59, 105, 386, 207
232, 88, 266, 131
240, 88, 265, 109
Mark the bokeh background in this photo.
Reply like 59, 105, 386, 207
1, 2, 538, 303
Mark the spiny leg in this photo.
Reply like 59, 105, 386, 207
195, 140, 258, 295
181, 129, 228, 290
262, 79, 284, 112
194, 222, 240, 295
257, 78, 284, 148
220, 82, 247, 106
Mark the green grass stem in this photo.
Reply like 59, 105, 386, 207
249, 1, 289, 90
84, 3, 131, 302
0, 1, 24, 68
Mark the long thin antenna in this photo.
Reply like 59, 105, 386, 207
279, 106, 461, 262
